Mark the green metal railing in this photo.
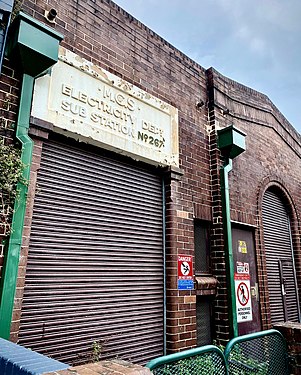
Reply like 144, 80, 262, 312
225, 329, 289, 375
146, 330, 289, 375
146, 345, 228, 375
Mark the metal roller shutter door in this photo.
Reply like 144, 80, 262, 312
18, 140, 164, 365
262, 189, 299, 324
280, 259, 299, 322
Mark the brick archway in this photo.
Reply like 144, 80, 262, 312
256, 176, 301, 328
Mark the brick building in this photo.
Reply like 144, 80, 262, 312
0, 0, 300, 367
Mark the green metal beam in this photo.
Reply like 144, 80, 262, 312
0, 74, 34, 338
220, 158, 238, 339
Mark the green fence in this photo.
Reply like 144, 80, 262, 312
225, 329, 289, 375
146, 345, 228, 375
146, 329, 288, 375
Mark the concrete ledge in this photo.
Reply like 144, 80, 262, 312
43, 359, 152, 375
0, 338, 68, 375
274, 322, 301, 375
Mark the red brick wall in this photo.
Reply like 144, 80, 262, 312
9, 0, 212, 353
206, 69, 230, 345
274, 322, 301, 374
207, 68, 301, 332
1, 0, 301, 361
0, 59, 21, 277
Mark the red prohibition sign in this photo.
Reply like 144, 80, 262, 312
237, 282, 249, 306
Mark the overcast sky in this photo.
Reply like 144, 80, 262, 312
114, 0, 301, 134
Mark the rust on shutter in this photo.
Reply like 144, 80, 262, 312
18, 140, 164, 365
262, 189, 300, 324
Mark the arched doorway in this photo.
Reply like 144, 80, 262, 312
262, 188, 300, 324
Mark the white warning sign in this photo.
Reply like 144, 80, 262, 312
235, 273, 253, 323
236, 261, 249, 274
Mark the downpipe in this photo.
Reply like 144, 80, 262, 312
220, 158, 238, 338
0, 74, 35, 338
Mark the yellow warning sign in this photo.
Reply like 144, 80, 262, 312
238, 240, 247, 254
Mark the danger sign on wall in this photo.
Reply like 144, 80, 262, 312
178, 255, 194, 290
235, 273, 253, 323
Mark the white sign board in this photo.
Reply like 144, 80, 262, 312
31, 47, 179, 167
235, 274, 253, 323
236, 261, 249, 274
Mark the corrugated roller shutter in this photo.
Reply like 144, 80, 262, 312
18, 140, 164, 365
196, 297, 212, 346
262, 189, 299, 324
281, 260, 299, 322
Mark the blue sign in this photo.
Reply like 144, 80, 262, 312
178, 279, 194, 290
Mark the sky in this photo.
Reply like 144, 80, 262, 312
114, 0, 301, 134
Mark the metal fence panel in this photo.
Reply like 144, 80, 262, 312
146, 329, 288, 375
146, 345, 228, 375
224, 329, 289, 375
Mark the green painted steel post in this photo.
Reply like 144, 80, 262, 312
0, 74, 34, 338
220, 158, 238, 338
